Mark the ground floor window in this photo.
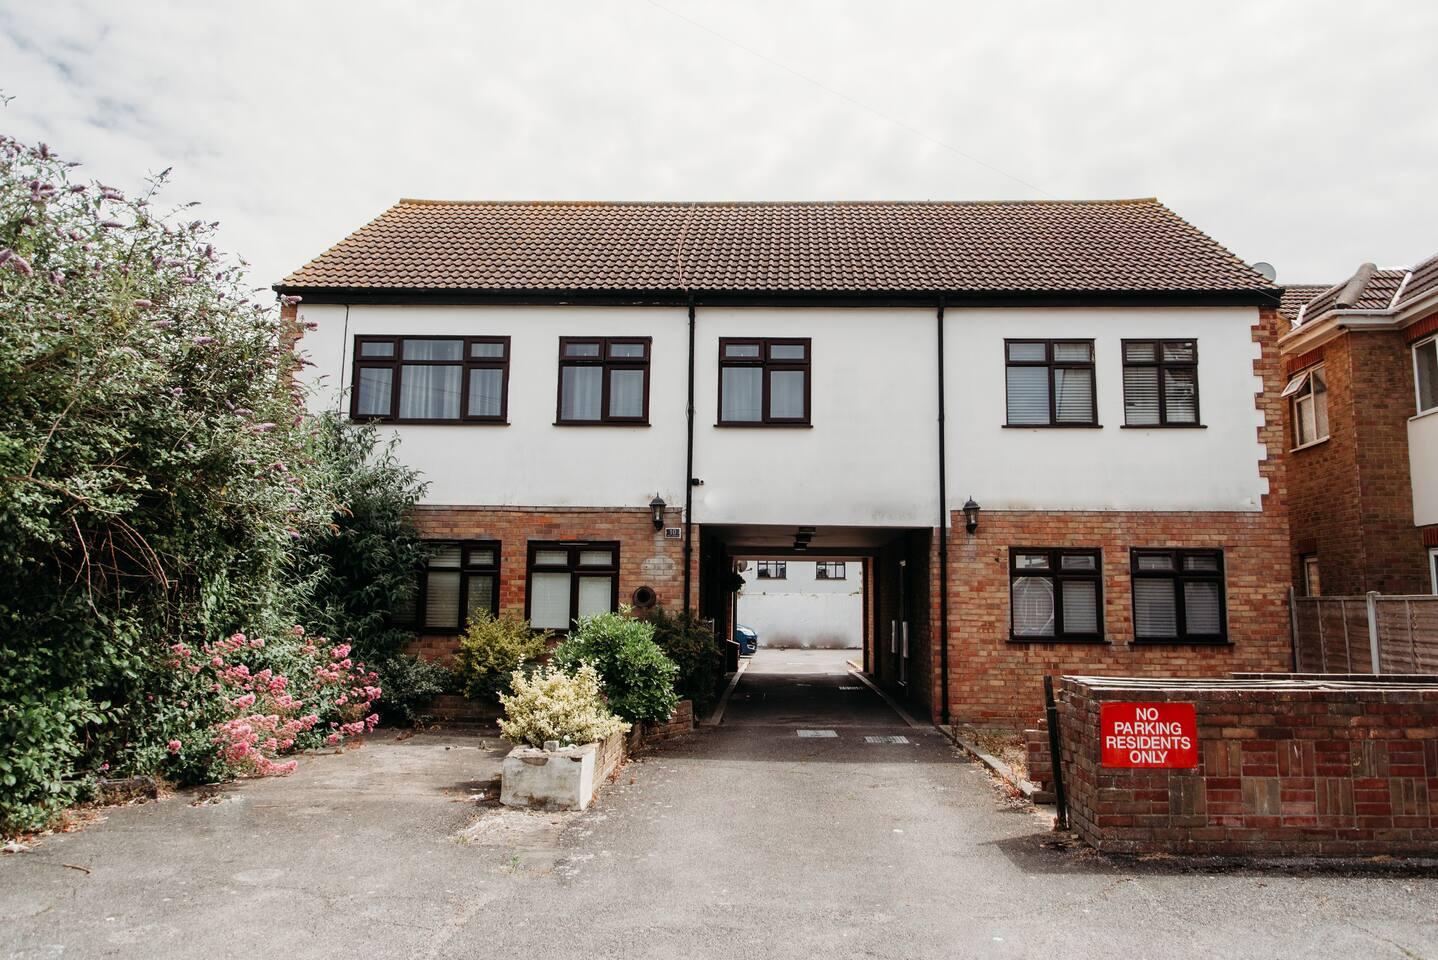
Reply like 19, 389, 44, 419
815, 561, 846, 580
1009, 548, 1103, 641
756, 561, 786, 579
398, 541, 500, 632
1131, 548, 1226, 642
526, 542, 619, 630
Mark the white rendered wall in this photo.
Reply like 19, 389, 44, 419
736, 562, 864, 649
1409, 412, 1438, 527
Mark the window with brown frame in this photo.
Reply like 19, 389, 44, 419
1122, 340, 1200, 426
815, 561, 846, 580
1131, 548, 1227, 643
1004, 340, 1097, 426
755, 561, 786, 580
351, 336, 509, 424
556, 338, 651, 425
526, 541, 620, 630
718, 338, 811, 425
393, 541, 500, 633
1009, 548, 1103, 641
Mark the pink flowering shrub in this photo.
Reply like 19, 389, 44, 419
160, 626, 379, 783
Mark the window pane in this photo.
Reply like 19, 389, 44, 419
1297, 395, 1317, 444
578, 550, 613, 567
1162, 341, 1196, 362
609, 342, 646, 358
1182, 554, 1220, 572
1163, 368, 1198, 424
392, 582, 417, 625
721, 367, 763, 421
1136, 553, 1173, 571
1280, 372, 1309, 398
467, 368, 504, 418
1418, 341, 1438, 412
1062, 580, 1099, 633
1123, 367, 1160, 426
355, 367, 393, 416
423, 570, 460, 629
770, 343, 806, 360
564, 342, 601, 357
1054, 367, 1094, 423
561, 365, 603, 421
470, 341, 505, 359
1312, 369, 1329, 438
1183, 581, 1222, 635
1012, 577, 1055, 636
534, 549, 569, 565
1133, 580, 1177, 638
429, 544, 462, 568
1124, 341, 1155, 363
466, 548, 496, 567
403, 339, 462, 361
608, 369, 646, 418
359, 341, 395, 358
770, 370, 806, 419
1053, 342, 1092, 363
1060, 554, 1097, 570
724, 343, 761, 358
1007, 342, 1046, 362
577, 576, 613, 618
529, 572, 572, 630
1015, 553, 1049, 569
1006, 366, 1050, 424
465, 574, 496, 621
399, 364, 461, 419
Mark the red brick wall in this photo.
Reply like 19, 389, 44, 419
406, 505, 692, 660
1058, 675, 1438, 856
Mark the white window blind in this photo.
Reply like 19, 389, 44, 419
577, 577, 613, 619
529, 572, 572, 630
1183, 581, 1223, 635
1006, 366, 1050, 424
1123, 367, 1161, 425
1053, 367, 1093, 423
1061, 580, 1099, 633
1133, 580, 1178, 638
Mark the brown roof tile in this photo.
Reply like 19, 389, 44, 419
1278, 284, 1331, 323
278, 199, 1274, 296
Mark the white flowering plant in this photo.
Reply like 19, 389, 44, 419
497, 664, 630, 749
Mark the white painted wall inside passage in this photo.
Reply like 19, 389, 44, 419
1409, 411, 1438, 526
736, 561, 864, 649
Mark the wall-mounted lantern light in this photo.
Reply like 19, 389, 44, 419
650, 495, 667, 530
962, 497, 981, 535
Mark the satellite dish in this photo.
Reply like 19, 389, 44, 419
1251, 261, 1277, 282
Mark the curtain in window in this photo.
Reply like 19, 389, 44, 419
1053, 368, 1093, 423
1183, 581, 1222, 634
467, 368, 503, 418
577, 576, 613, 619
1012, 577, 1055, 636
608, 369, 645, 418
1123, 367, 1160, 425
722, 367, 762, 421
1418, 341, 1438, 412
355, 367, 393, 416
403, 339, 462, 360
1133, 580, 1177, 637
770, 370, 805, 419
1061, 580, 1098, 633
399, 365, 461, 419
561, 366, 602, 421
529, 572, 572, 630
1007, 367, 1050, 424
1163, 369, 1198, 423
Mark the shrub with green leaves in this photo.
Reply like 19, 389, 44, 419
454, 613, 551, 702
374, 654, 454, 726
552, 611, 679, 724
646, 608, 724, 716
498, 664, 629, 748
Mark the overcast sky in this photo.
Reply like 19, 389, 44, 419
3, 1, 1435, 292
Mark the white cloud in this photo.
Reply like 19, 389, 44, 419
3, 0, 1436, 288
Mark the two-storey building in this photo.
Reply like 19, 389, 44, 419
280, 199, 1291, 726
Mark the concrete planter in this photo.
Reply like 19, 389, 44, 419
500, 729, 630, 810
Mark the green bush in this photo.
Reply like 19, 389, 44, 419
647, 608, 724, 716
375, 654, 454, 726
552, 611, 678, 724
454, 613, 551, 702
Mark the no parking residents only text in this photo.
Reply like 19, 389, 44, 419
1100, 702, 1198, 768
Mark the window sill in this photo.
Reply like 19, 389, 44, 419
1120, 423, 1207, 430
1007, 636, 1110, 645
1289, 436, 1330, 453
1409, 407, 1438, 423
1002, 423, 1103, 429
553, 421, 651, 427
351, 418, 509, 426
714, 422, 814, 428
1128, 638, 1233, 647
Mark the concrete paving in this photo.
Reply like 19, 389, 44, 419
3, 648, 1437, 959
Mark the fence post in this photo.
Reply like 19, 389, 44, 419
1367, 591, 1382, 676
1288, 586, 1299, 671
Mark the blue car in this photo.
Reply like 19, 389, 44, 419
734, 624, 758, 657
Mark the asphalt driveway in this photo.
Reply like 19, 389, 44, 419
3, 648, 1436, 959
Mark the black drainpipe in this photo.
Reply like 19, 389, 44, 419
682, 296, 696, 617
936, 296, 951, 726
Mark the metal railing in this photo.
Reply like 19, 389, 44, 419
1290, 589, 1438, 674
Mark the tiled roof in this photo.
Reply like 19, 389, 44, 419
1278, 284, 1330, 323
1399, 254, 1438, 309
1293, 253, 1438, 326
278, 199, 1275, 297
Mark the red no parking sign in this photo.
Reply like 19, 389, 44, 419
1100, 702, 1198, 768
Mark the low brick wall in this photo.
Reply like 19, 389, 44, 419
1024, 723, 1053, 796
644, 699, 694, 742
1057, 675, 1438, 857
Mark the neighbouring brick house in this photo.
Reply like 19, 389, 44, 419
279, 198, 1292, 727
1278, 255, 1438, 597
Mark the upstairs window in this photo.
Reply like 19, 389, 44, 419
1131, 549, 1226, 643
352, 336, 509, 423
557, 338, 651, 425
394, 541, 500, 633
1414, 336, 1438, 414
1005, 340, 1096, 426
718, 339, 811, 425
526, 542, 619, 630
1122, 340, 1199, 426
815, 561, 847, 580
1283, 366, 1329, 447
1009, 548, 1103, 641
755, 561, 787, 580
